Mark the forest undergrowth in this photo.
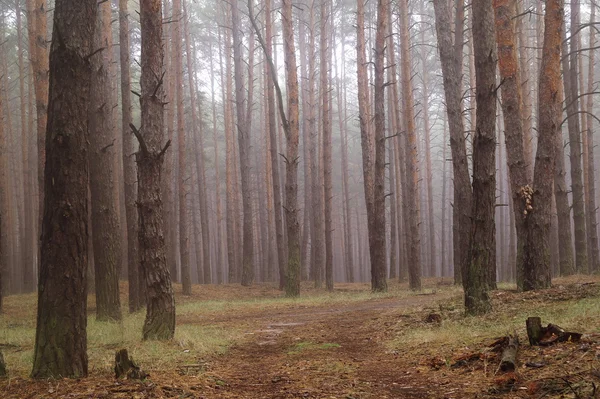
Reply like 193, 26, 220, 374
1, 276, 599, 398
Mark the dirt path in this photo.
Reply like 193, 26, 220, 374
200, 292, 458, 399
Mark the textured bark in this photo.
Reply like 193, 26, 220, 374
562, 0, 588, 274
136, 0, 176, 340
320, 0, 333, 292
585, 4, 600, 273
281, 0, 301, 297
89, 0, 123, 321
399, 0, 419, 291
441, 118, 448, 277
465, 0, 496, 314
433, 0, 471, 285
172, 0, 191, 295
265, 0, 286, 289
210, 37, 223, 284
494, 0, 528, 290
31, 0, 97, 378
522, 0, 564, 291
119, 0, 142, 312
232, 0, 254, 287
554, 126, 575, 276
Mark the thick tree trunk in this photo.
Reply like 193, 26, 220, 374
89, 0, 123, 321
465, 0, 496, 314
31, 0, 97, 378
119, 0, 142, 312
399, 0, 420, 291
281, 0, 301, 297
522, 0, 564, 291
135, 0, 176, 340
433, 0, 471, 286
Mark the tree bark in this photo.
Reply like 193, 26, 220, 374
433, 0, 471, 286
231, 0, 254, 287
89, 0, 123, 321
31, 0, 97, 378
399, 0, 420, 291
135, 0, 176, 340
119, 0, 142, 312
585, 3, 600, 273
522, 0, 564, 291
562, 0, 588, 274
493, 0, 529, 290
320, 0, 333, 291
465, 0, 496, 314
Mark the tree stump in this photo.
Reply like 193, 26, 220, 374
114, 349, 147, 380
0, 350, 7, 378
499, 334, 519, 372
526, 317, 543, 345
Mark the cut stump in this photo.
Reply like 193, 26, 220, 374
114, 348, 147, 380
526, 317, 542, 345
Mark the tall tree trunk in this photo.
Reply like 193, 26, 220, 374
31, 0, 97, 378
171, 0, 191, 295
320, 0, 333, 291
433, 0, 471, 286
562, 0, 588, 274
89, 0, 123, 321
210, 37, 223, 284
183, 0, 211, 286
25, 0, 48, 237
586, 3, 600, 273
231, 0, 254, 287
369, 0, 388, 292
280, 0, 302, 297
265, 0, 286, 289
522, 0, 564, 291
465, 0, 496, 314
399, 0, 420, 290
494, 0, 529, 290
134, 0, 176, 340
119, 0, 142, 312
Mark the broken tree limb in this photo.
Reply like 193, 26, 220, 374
526, 317, 543, 345
499, 334, 519, 372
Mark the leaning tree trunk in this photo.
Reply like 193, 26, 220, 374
465, 0, 496, 314
522, 0, 564, 291
89, 0, 123, 321
119, 0, 142, 312
31, 0, 97, 378
134, 0, 176, 340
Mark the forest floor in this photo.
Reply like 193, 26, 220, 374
1, 276, 600, 398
